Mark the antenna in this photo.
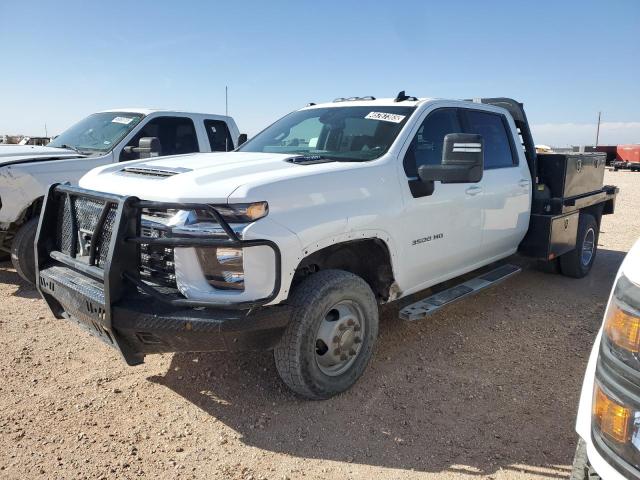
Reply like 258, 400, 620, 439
595, 111, 601, 146
44, 123, 48, 138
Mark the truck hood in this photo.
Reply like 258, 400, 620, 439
0, 145, 86, 166
80, 151, 347, 202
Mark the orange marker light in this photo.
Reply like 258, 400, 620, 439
604, 303, 640, 353
593, 384, 632, 443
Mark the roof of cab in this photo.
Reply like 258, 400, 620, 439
97, 108, 231, 119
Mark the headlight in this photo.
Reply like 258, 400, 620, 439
594, 273, 640, 470
170, 202, 268, 237
604, 274, 640, 363
141, 202, 267, 292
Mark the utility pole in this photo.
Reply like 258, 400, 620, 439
44, 123, 48, 138
595, 111, 601, 146
225, 86, 229, 151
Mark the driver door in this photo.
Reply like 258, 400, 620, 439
397, 107, 484, 291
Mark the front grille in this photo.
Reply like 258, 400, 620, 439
56, 196, 117, 267
139, 210, 177, 289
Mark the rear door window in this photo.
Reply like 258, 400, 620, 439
204, 119, 233, 152
462, 110, 515, 169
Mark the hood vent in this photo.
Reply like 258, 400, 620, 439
121, 165, 192, 178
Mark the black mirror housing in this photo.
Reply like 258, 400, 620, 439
123, 137, 162, 159
237, 133, 248, 146
137, 137, 161, 158
418, 133, 483, 184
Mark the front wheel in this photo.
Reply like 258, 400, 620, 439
11, 217, 39, 284
274, 269, 379, 400
560, 214, 598, 278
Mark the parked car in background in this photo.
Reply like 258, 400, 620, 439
17, 136, 51, 146
572, 238, 640, 479
0, 109, 243, 282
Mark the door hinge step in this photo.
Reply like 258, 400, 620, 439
399, 264, 521, 321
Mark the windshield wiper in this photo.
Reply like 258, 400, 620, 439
57, 144, 86, 155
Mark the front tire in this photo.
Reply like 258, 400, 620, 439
560, 214, 598, 278
11, 217, 39, 284
274, 269, 379, 400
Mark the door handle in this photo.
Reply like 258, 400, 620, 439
518, 179, 531, 188
465, 186, 483, 196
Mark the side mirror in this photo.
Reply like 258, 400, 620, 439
237, 133, 248, 146
418, 133, 483, 184
123, 137, 162, 159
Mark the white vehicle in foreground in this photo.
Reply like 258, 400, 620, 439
36, 93, 618, 399
572, 239, 640, 479
0, 109, 242, 282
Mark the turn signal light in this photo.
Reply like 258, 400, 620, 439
593, 384, 632, 443
604, 302, 640, 353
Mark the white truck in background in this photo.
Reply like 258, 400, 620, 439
0, 109, 243, 282
571, 239, 640, 480
35, 94, 618, 399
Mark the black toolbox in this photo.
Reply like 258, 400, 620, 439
537, 152, 606, 199
519, 152, 611, 260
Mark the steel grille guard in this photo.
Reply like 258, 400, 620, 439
36, 183, 282, 312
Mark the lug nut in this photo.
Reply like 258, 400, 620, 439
354, 337, 362, 344
340, 354, 348, 361
349, 349, 356, 356
347, 319, 355, 326
333, 336, 340, 344
338, 324, 347, 331
333, 348, 341, 356
353, 326, 361, 332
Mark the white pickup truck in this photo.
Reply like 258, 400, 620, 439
571, 239, 640, 480
0, 109, 242, 282
35, 94, 618, 399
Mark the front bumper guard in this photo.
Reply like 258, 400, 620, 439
35, 183, 286, 365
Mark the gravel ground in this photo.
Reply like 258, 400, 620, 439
1, 169, 639, 480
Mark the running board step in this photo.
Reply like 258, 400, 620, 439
399, 264, 521, 321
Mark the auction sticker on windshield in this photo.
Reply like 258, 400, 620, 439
111, 116, 135, 125
365, 112, 406, 123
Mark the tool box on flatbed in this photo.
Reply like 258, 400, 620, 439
519, 152, 617, 261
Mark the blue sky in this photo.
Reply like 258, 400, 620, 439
1, 0, 638, 146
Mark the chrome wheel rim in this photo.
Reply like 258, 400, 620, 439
581, 228, 595, 266
314, 300, 365, 377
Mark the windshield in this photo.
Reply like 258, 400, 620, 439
238, 105, 415, 161
48, 112, 144, 153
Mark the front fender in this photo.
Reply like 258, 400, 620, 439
0, 167, 47, 225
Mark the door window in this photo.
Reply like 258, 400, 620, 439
463, 110, 515, 169
204, 119, 233, 152
403, 108, 463, 178
119, 116, 199, 162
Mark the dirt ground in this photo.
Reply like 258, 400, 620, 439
1, 170, 639, 480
